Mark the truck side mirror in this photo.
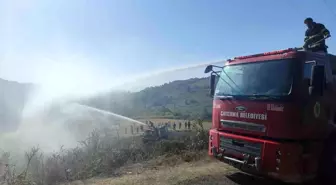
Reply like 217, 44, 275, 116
309, 65, 325, 96
204, 65, 213, 74
209, 73, 216, 97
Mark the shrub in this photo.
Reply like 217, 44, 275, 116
1, 120, 209, 185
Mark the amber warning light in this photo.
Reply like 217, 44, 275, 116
234, 48, 296, 60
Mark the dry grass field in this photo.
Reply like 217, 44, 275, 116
63, 155, 291, 185
65, 157, 238, 185
111, 118, 211, 138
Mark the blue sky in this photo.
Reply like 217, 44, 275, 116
1, 0, 336, 93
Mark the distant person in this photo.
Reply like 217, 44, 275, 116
179, 122, 182, 130
65, 168, 71, 181
185, 122, 187, 129
304, 17, 330, 52
187, 121, 191, 130
140, 125, 143, 131
173, 122, 176, 130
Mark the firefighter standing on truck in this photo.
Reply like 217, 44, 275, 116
304, 18, 335, 133
304, 17, 330, 52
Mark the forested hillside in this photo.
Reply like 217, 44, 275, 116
81, 77, 213, 120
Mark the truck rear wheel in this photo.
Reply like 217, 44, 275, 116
317, 134, 336, 184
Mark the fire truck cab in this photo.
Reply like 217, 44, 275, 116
205, 49, 336, 183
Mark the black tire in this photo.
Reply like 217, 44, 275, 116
317, 134, 336, 185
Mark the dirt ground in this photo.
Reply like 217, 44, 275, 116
64, 156, 301, 185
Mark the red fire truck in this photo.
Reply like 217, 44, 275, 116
204, 48, 336, 183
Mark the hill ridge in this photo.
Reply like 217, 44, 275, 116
0, 78, 33, 131
82, 77, 212, 120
